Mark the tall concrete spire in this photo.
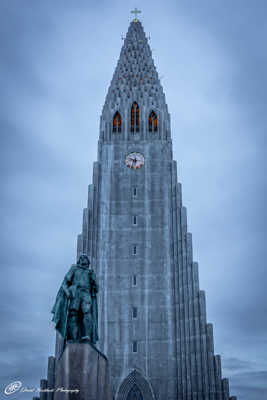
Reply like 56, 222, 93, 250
100, 20, 170, 142
76, 17, 238, 400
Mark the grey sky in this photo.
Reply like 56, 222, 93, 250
0, 1, 266, 399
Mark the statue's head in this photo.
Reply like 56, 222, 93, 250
78, 254, 90, 268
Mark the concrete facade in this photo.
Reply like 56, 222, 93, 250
74, 19, 237, 400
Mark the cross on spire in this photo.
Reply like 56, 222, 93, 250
131, 8, 141, 22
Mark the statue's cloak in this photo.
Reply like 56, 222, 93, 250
51, 265, 99, 343
51, 266, 76, 339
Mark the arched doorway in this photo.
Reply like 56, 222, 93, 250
126, 384, 143, 400
116, 370, 155, 400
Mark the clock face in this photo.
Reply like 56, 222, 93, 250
125, 152, 144, 170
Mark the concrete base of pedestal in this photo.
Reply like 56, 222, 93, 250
54, 342, 112, 400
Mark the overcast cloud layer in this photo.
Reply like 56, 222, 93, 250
0, 1, 266, 399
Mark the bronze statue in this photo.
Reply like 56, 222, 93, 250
51, 254, 98, 344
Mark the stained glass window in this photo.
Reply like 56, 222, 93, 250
113, 111, 122, 132
149, 110, 158, 132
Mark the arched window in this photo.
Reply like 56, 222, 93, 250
113, 111, 121, 133
131, 102, 140, 133
149, 110, 158, 132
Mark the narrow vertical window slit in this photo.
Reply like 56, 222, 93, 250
131, 102, 140, 133
133, 307, 137, 318
133, 341, 137, 353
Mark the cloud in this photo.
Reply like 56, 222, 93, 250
230, 371, 267, 400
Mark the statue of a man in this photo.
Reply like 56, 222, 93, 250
51, 254, 98, 344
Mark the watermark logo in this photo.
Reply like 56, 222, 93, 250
3, 381, 79, 396
4, 381, 22, 395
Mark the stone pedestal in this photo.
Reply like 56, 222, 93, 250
54, 342, 112, 400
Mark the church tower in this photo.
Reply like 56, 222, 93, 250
77, 16, 237, 400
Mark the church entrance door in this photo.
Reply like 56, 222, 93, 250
126, 384, 143, 400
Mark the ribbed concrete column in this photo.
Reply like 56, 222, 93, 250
47, 356, 55, 400
207, 323, 216, 399
214, 355, 223, 400
40, 379, 47, 400
222, 378, 230, 400
199, 290, 209, 398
